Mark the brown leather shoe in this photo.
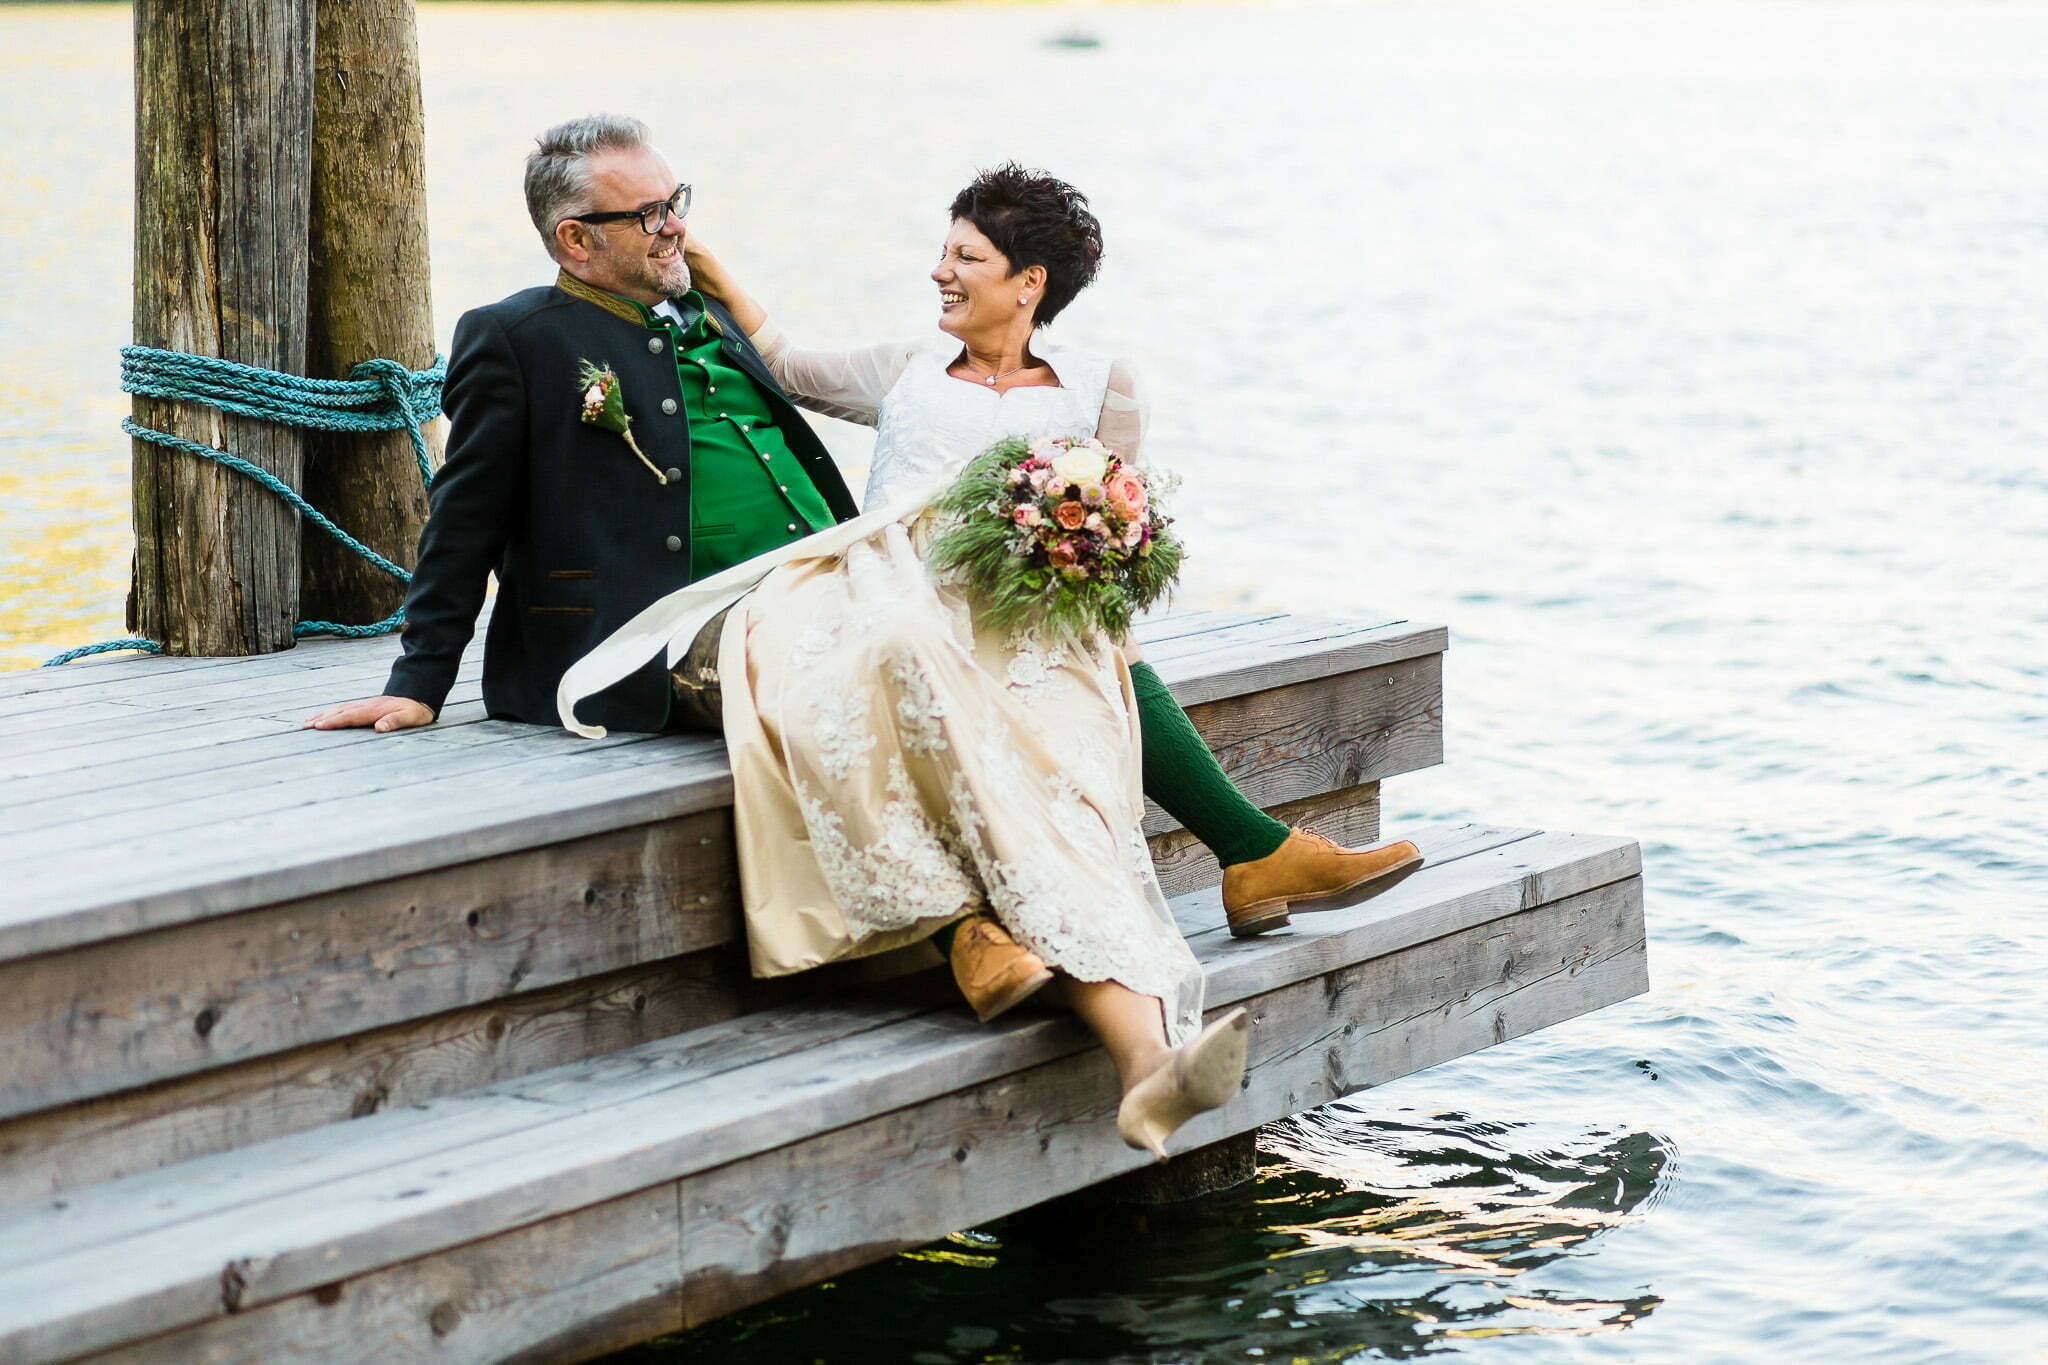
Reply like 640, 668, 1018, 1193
950, 914, 1056, 1022
1221, 830, 1425, 938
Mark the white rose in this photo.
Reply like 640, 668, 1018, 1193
1049, 445, 1107, 487
582, 384, 604, 406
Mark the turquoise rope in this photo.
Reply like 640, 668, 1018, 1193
41, 347, 444, 667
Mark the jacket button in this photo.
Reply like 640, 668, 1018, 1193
661, 398, 677, 415
664, 467, 683, 482
665, 535, 682, 552
786, 523, 799, 534
648, 337, 665, 354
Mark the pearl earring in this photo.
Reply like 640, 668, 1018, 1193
1018, 295, 1030, 306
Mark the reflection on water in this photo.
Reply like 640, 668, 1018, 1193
617, 1108, 1670, 1363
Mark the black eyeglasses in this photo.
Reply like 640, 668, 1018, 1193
565, 183, 691, 235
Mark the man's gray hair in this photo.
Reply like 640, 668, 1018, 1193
525, 114, 651, 259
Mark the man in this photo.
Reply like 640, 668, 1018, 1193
309, 115, 1419, 1012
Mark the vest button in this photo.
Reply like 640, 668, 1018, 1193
664, 467, 682, 482
648, 337, 665, 354
661, 398, 677, 415
786, 523, 799, 534
664, 535, 682, 552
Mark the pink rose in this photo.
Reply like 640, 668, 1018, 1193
1107, 472, 1147, 513
1053, 500, 1088, 530
1083, 512, 1106, 534
1048, 539, 1079, 568
1012, 504, 1042, 527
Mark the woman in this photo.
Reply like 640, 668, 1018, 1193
561, 166, 1414, 1158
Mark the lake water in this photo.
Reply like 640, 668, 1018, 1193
2, 2, 2043, 1359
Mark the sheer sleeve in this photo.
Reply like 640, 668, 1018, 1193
748, 316, 919, 428
1097, 358, 1149, 463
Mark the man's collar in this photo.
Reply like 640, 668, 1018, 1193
555, 269, 657, 326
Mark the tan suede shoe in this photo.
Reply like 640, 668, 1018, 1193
950, 915, 1056, 1023
1221, 830, 1425, 938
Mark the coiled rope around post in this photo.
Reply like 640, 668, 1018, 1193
41, 346, 445, 667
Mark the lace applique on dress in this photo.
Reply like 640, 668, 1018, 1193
888, 652, 949, 755
809, 690, 877, 780
796, 757, 979, 937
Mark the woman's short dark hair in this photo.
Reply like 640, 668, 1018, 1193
949, 163, 1103, 328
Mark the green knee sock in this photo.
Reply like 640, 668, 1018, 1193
1130, 661, 1290, 868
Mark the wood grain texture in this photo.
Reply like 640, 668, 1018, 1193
91, 1185, 682, 1365
672, 876, 1645, 1328
0, 950, 796, 1208
300, 0, 439, 627
0, 620, 1443, 963
0, 825, 1632, 1361
130, 0, 314, 656
0, 793, 1377, 1203
0, 811, 740, 1119
1147, 654, 1440, 835
0, 694, 1414, 1118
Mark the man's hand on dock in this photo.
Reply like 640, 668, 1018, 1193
303, 696, 436, 733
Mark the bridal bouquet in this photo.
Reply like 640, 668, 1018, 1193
928, 435, 1183, 639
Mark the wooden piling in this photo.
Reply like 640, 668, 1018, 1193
300, 0, 438, 627
130, 0, 315, 656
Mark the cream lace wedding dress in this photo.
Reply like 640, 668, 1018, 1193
559, 324, 1203, 1045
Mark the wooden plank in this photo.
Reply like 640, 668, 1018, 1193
0, 808, 741, 1119
0, 825, 1532, 1265
3, 705, 657, 858
0, 736, 729, 959
0, 825, 1629, 1359
0, 948, 802, 1209
0, 648, 432, 733
0, 675, 487, 783
0, 709, 593, 836
0, 698, 498, 808
0, 661, 497, 761
0, 793, 1376, 1198
91, 1185, 683, 1365
1156, 620, 1450, 708
45, 875, 1645, 1363
1148, 781, 1378, 901
674, 877, 1647, 1326
1144, 653, 1440, 836
0, 646, 1439, 963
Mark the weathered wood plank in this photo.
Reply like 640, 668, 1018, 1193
43, 875, 1645, 1363
0, 682, 1428, 1112
0, 827, 1535, 1269
0, 825, 1630, 1360
0, 809, 742, 1120
674, 876, 1647, 1327
0, 948, 793, 1207
0, 641, 1439, 962
0, 792, 1379, 1202
1153, 619, 1449, 707
0, 696, 497, 808
0, 675, 488, 783
1142, 653, 1440, 836
92, 1184, 683, 1365
0, 735, 726, 957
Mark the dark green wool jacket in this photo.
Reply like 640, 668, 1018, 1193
385, 274, 859, 734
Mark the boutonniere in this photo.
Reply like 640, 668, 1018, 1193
577, 360, 668, 484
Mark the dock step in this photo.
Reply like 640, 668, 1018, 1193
0, 611, 1444, 1206
0, 821, 1644, 1364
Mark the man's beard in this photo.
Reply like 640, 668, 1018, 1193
661, 257, 692, 298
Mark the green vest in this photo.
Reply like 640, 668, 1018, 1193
645, 293, 836, 579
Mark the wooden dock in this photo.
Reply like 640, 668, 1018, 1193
0, 609, 1646, 1363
